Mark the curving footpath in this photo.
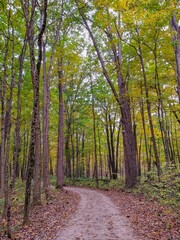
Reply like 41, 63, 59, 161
54, 187, 137, 240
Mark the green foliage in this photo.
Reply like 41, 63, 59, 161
0, 198, 5, 215
0, 179, 25, 218
133, 170, 180, 208
50, 176, 124, 190
13, 180, 26, 206
50, 175, 57, 187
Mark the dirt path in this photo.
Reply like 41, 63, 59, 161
54, 187, 137, 240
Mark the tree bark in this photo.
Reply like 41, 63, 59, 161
56, 61, 64, 189
42, 2, 64, 197
65, 122, 72, 178
97, 124, 103, 179
0, 12, 10, 194
42, 41, 50, 199
171, 16, 180, 102
11, 38, 27, 188
3, 27, 16, 237
23, 0, 47, 224
75, 131, 79, 178
91, 81, 98, 188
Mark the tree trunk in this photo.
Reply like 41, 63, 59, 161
115, 121, 121, 178
42, 6, 63, 197
76, 4, 137, 187
65, 122, 71, 178
86, 152, 90, 178
75, 131, 79, 178
21, 129, 29, 181
33, 112, 41, 205
42, 41, 50, 199
81, 131, 85, 177
56, 61, 64, 189
105, 114, 112, 179
71, 130, 75, 179
171, 16, 180, 102
136, 30, 161, 178
91, 81, 98, 188
109, 114, 117, 179
11, 39, 27, 188
0, 19, 9, 194
140, 97, 150, 172
23, 0, 47, 224
3, 28, 16, 237
97, 124, 103, 179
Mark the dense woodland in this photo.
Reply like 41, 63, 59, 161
0, 0, 180, 238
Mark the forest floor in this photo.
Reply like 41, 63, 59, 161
0, 189, 80, 240
104, 188, 180, 240
0, 185, 180, 240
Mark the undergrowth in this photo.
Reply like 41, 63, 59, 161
50, 175, 123, 189
133, 170, 180, 208
50, 169, 180, 208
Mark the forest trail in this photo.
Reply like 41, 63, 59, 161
54, 187, 137, 240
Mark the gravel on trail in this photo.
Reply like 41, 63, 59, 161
54, 187, 137, 240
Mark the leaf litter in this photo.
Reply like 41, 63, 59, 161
103, 189, 180, 240
0, 189, 80, 240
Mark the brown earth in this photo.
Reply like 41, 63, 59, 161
104, 189, 180, 240
0, 189, 80, 240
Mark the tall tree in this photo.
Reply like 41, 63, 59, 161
56, 59, 65, 189
23, 0, 47, 224
171, 15, 180, 102
42, 1, 64, 198
91, 80, 99, 188
75, 0, 137, 187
